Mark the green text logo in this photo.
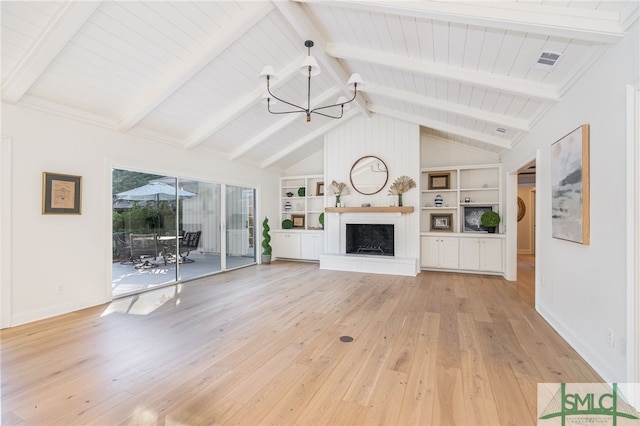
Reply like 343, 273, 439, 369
539, 383, 639, 425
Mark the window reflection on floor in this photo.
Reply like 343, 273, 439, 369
112, 253, 255, 298
102, 284, 183, 316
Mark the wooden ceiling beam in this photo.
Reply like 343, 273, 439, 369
2, 1, 101, 103
370, 104, 512, 150
326, 42, 560, 102
364, 83, 530, 132
117, 2, 274, 132
299, 0, 629, 43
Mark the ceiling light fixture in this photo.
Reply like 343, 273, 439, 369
259, 40, 363, 122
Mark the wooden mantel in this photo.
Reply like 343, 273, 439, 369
324, 206, 414, 213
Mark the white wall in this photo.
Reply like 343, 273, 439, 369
1, 104, 280, 327
422, 134, 500, 167
285, 149, 324, 176
501, 20, 639, 382
324, 114, 421, 259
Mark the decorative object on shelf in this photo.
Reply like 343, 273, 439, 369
316, 182, 324, 196
517, 197, 526, 221
480, 211, 501, 233
388, 175, 416, 207
551, 124, 590, 245
434, 194, 443, 207
297, 187, 305, 197
282, 219, 293, 229
259, 40, 363, 122
261, 217, 272, 264
428, 173, 450, 190
430, 213, 453, 232
319, 212, 324, 229
291, 214, 305, 228
350, 156, 388, 195
331, 180, 348, 207
286, 191, 294, 197
284, 201, 292, 212
464, 197, 471, 203
463, 206, 493, 232
361, 203, 370, 207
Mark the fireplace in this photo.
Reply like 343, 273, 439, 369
345, 224, 394, 256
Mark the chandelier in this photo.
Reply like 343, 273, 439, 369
259, 40, 363, 122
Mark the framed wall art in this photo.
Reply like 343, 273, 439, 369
428, 173, 450, 190
551, 124, 590, 245
463, 206, 493, 232
316, 182, 324, 196
291, 214, 305, 228
430, 213, 453, 232
42, 172, 82, 215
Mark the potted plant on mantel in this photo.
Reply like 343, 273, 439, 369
388, 175, 416, 207
480, 211, 501, 233
261, 217, 272, 264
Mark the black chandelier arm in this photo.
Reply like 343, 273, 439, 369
311, 108, 345, 120
267, 102, 308, 115
309, 89, 357, 115
266, 83, 308, 113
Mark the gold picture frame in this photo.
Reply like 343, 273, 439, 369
42, 172, 82, 214
316, 182, 324, 196
291, 214, 305, 228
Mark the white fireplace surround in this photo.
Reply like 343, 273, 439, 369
319, 211, 419, 276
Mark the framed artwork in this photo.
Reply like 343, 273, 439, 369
428, 173, 450, 190
42, 172, 82, 214
551, 124, 590, 245
463, 206, 493, 232
316, 182, 324, 196
291, 214, 305, 228
430, 213, 453, 232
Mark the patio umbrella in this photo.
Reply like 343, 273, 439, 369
115, 182, 197, 231
116, 182, 196, 201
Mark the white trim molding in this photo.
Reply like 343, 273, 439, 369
626, 81, 640, 407
1, 137, 12, 328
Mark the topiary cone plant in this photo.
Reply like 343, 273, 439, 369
262, 217, 272, 264
480, 211, 500, 233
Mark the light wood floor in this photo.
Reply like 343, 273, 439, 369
1, 256, 601, 425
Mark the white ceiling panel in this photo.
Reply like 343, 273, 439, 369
1, 0, 637, 169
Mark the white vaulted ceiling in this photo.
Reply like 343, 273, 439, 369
2, 1, 638, 170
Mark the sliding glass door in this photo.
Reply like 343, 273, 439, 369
176, 179, 222, 281
112, 169, 256, 298
225, 185, 256, 270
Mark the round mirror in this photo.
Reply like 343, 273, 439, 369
349, 156, 389, 195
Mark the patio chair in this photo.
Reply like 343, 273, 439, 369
113, 232, 132, 264
129, 233, 159, 268
179, 231, 201, 263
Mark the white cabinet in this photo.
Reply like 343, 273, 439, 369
459, 237, 503, 272
273, 230, 323, 261
300, 233, 324, 260
421, 236, 459, 269
273, 232, 301, 259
